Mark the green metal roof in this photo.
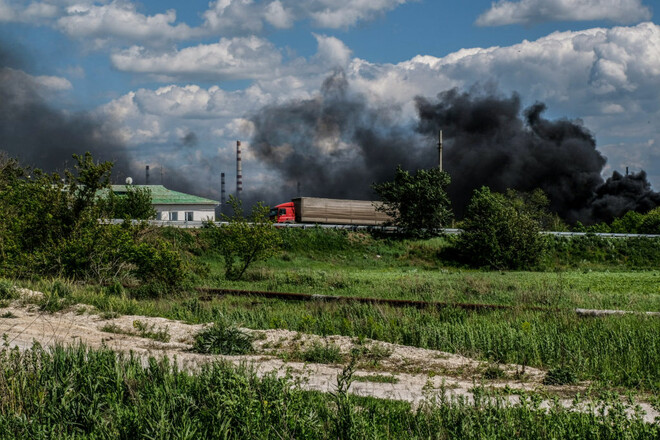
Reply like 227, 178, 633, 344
108, 185, 219, 206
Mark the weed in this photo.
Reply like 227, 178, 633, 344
353, 374, 399, 384
132, 320, 170, 342
100, 323, 125, 334
543, 366, 578, 386
301, 341, 343, 364
192, 319, 253, 355
0, 311, 17, 319
99, 310, 120, 320
483, 364, 506, 380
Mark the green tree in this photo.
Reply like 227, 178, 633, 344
639, 207, 660, 234
372, 166, 452, 237
0, 152, 185, 288
205, 195, 282, 280
610, 211, 644, 233
504, 188, 567, 231
102, 185, 157, 220
457, 187, 546, 270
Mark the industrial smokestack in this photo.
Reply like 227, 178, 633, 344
626, 167, 629, 176
438, 130, 443, 171
221, 172, 226, 214
236, 140, 242, 199
145, 165, 150, 185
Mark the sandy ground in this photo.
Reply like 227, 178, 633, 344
0, 289, 658, 424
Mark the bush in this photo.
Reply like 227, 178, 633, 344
0, 279, 17, 300
192, 319, 254, 355
456, 187, 546, 270
301, 341, 343, 364
205, 195, 281, 280
372, 166, 452, 237
543, 366, 578, 385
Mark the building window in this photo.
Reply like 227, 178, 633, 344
185, 211, 194, 221
157, 211, 165, 220
169, 211, 178, 221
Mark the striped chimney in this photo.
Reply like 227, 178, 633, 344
438, 130, 443, 171
236, 140, 242, 199
221, 172, 226, 213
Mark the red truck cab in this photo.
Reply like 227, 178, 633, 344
269, 201, 295, 223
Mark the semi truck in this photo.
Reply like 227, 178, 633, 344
269, 197, 392, 225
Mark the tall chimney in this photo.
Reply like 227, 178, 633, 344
221, 172, 226, 213
236, 140, 242, 199
145, 165, 150, 185
437, 130, 443, 171
626, 166, 629, 176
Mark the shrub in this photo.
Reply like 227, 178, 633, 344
205, 195, 281, 280
456, 187, 546, 270
192, 318, 254, 355
0, 279, 17, 300
543, 366, 578, 385
301, 341, 343, 364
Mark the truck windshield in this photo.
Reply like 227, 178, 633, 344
269, 208, 277, 217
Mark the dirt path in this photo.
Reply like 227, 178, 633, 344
1, 292, 658, 424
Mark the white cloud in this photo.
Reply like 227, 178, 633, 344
110, 37, 283, 81
0, 0, 59, 23
1, 0, 412, 47
263, 1, 293, 28
301, 0, 409, 28
476, 0, 652, 26
111, 33, 352, 82
57, 1, 197, 48
33, 74, 73, 91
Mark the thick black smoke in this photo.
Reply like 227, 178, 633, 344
249, 71, 431, 204
591, 170, 660, 223
0, 42, 218, 201
250, 75, 659, 223
0, 44, 136, 179
416, 89, 659, 221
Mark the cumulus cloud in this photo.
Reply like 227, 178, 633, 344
110, 37, 283, 81
0, 0, 59, 23
57, 1, 197, 48
111, 33, 352, 82
201, 0, 410, 32
1, 0, 412, 48
476, 0, 652, 26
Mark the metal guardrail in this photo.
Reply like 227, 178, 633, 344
101, 219, 660, 238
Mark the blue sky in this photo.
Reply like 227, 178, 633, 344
1, 0, 658, 201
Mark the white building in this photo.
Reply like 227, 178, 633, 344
110, 185, 218, 221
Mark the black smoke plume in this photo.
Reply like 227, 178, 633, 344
0, 44, 135, 179
590, 170, 660, 223
0, 41, 218, 201
250, 75, 659, 223
249, 71, 430, 203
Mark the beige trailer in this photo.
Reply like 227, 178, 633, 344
292, 197, 391, 225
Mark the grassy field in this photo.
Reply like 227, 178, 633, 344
12, 229, 660, 393
3, 228, 660, 436
0, 344, 656, 439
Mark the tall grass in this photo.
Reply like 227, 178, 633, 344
0, 344, 656, 439
169, 298, 660, 392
